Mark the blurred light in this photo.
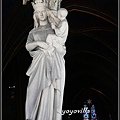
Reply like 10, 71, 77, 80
9, 86, 15, 88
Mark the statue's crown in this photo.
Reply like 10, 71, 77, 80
32, 1, 46, 11
31, 0, 62, 11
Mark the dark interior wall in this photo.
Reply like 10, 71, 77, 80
3, 0, 118, 120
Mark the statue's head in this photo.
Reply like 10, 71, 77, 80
58, 8, 68, 20
32, 1, 48, 28
34, 7, 47, 21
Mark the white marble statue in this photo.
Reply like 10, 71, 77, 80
25, 0, 68, 120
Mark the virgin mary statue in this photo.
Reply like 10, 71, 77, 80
24, 0, 68, 120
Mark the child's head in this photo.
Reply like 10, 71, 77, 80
58, 8, 68, 20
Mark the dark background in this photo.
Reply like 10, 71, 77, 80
3, 0, 118, 120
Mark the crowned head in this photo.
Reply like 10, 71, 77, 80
31, 0, 62, 12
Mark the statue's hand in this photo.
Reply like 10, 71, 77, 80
37, 41, 49, 49
53, 41, 58, 48
51, 23, 56, 29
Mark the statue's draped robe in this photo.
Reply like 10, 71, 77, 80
25, 24, 66, 120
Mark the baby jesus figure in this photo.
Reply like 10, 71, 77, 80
46, 8, 68, 55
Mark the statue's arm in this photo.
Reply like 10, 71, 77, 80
26, 32, 49, 51
26, 41, 49, 51
26, 41, 39, 51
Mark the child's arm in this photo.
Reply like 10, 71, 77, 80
46, 8, 60, 26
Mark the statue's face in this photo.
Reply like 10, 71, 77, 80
36, 7, 47, 21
